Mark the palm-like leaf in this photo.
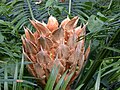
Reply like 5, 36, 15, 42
12, 0, 48, 32
0, 0, 120, 90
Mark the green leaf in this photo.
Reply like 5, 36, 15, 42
92, 39, 99, 46
75, 9, 89, 19
13, 16, 27, 31
0, 32, 4, 43
0, 20, 8, 26
97, 12, 106, 18
0, 79, 16, 82
26, 0, 34, 19
61, 72, 74, 90
87, 15, 104, 32
0, 20, 5, 25
4, 63, 8, 90
45, 65, 59, 90
13, 61, 18, 90
18, 54, 25, 90
97, 12, 107, 21
54, 70, 68, 90
22, 80, 37, 86
95, 66, 101, 90
75, 84, 84, 90
104, 56, 120, 60
102, 66, 120, 77
45, 0, 54, 8
80, 0, 96, 2
100, 60, 120, 72
104, 47, 120, 53
78, 28, 120, 89
12, 11, 26, 24
1, 0, 6, 3
0, 80, 1, 90
0, 79, 37, 86
108, 0, 113, 9
53, 5, 64, 12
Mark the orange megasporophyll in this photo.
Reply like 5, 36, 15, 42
22, 16, 90, 88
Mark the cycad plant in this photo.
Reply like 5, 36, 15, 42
22, 15, 90, 89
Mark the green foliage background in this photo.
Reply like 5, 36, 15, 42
0, 0, 120, 90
